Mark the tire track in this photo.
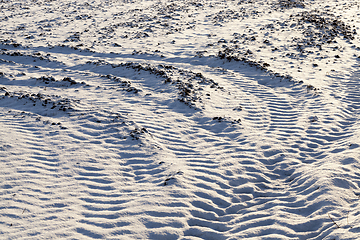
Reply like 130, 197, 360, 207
121, 60, 360, 239
1, 36, 360, 239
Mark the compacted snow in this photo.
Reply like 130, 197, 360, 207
1, 0, 360, 239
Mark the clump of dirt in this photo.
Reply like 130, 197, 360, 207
277, 0, 305, 9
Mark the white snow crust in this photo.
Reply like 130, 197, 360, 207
1, 0, 360, 239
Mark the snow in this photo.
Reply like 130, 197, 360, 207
1, 0, 360, 239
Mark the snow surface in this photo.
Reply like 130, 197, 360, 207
1, 0, 360, 239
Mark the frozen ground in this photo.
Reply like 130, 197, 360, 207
1, 0, 360, 239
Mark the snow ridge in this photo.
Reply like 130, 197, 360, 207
1, 0, 360, 239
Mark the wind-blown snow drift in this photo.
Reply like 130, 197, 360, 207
1, 0, 360, 239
